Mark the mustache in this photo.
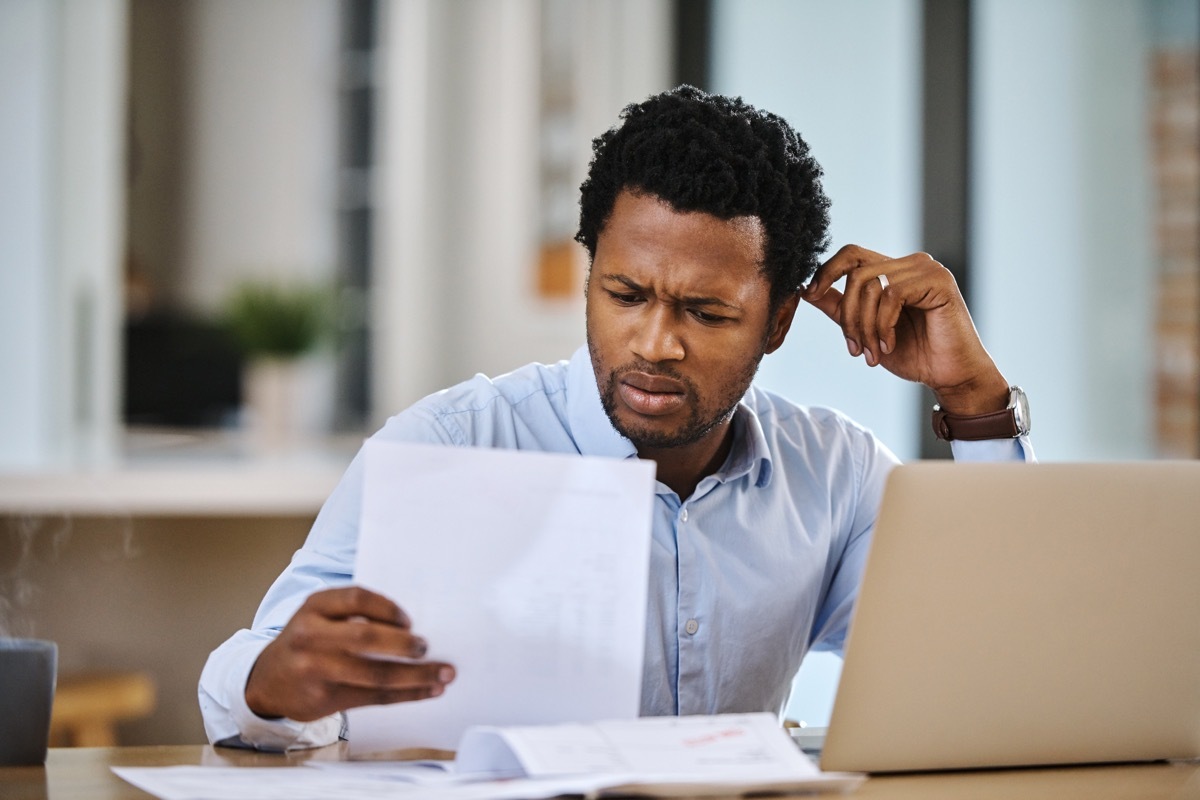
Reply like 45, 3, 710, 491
610, 360, 687, 383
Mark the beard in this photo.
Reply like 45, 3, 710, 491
588, 337, 763, 451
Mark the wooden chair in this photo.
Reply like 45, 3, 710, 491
49, 671, 157, 747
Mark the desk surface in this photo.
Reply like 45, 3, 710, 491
2, 746, 1198, 800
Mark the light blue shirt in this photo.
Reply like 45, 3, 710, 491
199, 345, 1031, 750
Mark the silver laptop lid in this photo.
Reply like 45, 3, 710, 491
821, 461, 1200, 773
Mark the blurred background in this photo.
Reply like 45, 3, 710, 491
0, 0, 1196, 746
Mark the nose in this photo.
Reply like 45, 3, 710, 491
630, 305, 685, 364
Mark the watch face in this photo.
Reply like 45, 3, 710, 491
1011, 387, 1031, 435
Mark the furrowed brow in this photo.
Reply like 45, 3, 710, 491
600, 274, 646, 292
601, 273, 741, 311
677, 293, 740, 311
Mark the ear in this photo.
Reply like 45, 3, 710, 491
764, 292, 801, 354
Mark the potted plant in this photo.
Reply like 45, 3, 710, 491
223, 281, 335, 453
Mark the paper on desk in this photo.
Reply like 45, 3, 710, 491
112, 765, 444, 800
456, 712, 864, 790
458, 712, 810, 777
114, 716, 861, 800
311, 713, 864, 797
112, 765, 631, 800
348, 441, 657, 754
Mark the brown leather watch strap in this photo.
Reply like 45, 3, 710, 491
931, 407, 1019, 441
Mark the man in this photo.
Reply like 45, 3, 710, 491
200, 86, 1032, 750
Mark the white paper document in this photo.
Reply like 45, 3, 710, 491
112, 765, 607, 800
348, 441, 658, 753
452, 712, 864, 795
114, 714, 864, 799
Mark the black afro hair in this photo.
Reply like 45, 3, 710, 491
576, 85, 832, 310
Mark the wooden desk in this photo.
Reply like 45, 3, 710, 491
2, 746, 1198, 800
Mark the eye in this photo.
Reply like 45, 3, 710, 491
606, 289, 643, 306
689, 308, 729, 325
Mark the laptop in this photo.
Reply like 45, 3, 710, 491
819, 461, 1200, 773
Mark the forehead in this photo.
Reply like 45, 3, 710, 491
594, 191, 769, 297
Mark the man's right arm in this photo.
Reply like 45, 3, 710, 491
199, 585, 453, 750
199, 409, 458, 750
243, 586, 454, 723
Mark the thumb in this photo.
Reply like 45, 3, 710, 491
803, 284, 844, 325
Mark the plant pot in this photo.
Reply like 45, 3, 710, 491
241, 356, 333, 455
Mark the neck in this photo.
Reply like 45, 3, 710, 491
637, 421, 735, 500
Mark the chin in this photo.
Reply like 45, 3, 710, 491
615, 415, 716, 451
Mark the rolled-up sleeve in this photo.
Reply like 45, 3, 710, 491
197, 451, 369, 749
198, 408, 459, 750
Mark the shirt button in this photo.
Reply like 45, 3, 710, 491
685, 618, 699, 635
680, 508, 688, 523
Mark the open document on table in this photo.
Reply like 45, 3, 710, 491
113, 713, 864, 799
444, 712, 865, 795
348, 440, 659, 754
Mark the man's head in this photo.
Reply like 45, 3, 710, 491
576, 85, 831, 312
577, 87, 831, 465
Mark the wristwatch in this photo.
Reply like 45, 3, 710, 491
932, 386, 1030, 441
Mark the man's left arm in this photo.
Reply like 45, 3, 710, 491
803, 244, 1021, 428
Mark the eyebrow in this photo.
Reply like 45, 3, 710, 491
600, 273, 742, 311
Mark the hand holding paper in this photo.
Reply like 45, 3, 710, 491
349, 441, 658, 753
245, 586, 456, 722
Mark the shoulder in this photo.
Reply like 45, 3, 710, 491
742, 383, 900, 520
426, 359, 570, 414
743, 383, 880, 453
741, 383, 898, 490
377, 359, 574, 448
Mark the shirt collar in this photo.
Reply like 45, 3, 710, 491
723, 400, 774, 488
565, 345, 774, 488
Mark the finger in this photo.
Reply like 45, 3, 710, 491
803, 283, 844, 325
876, 279, 904, 356
337, 617, 431, 661
304, 586, 411, 628
839, 276, 863, 357
336, 658, 456, 693
857, 275, 886, 366
325, 682, 450, 713
804, 244, 889, 301
839, 265, 888, 361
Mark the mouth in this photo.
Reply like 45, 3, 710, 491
617, 372, 687, 417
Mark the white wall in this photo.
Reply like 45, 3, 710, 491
178, 0, 340, 310
0, 0, 56, 468
972, 0, 1155, 461
0, 0, 127, 469
711, 0, 925, 462
372, 0, 673, 422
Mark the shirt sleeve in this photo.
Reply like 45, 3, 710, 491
809, 432, 1035, 655
808, 425, 899, 653
198, 631, 344, 750
197, 451, 369, 750
198, 407, 458, 750
950, 434, 1036, 462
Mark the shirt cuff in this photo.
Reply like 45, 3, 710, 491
200, 634, 343, 751
228, 677, 344, 752
950, 435, 1035, 462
